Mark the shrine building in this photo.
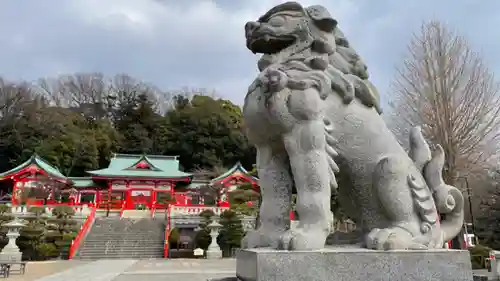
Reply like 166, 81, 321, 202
0, 153, 258, 215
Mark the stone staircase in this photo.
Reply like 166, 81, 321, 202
74, 217, 165, 260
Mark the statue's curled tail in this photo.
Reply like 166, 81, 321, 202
408, 126, 464, 246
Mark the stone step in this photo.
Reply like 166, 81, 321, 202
75, 257, 163, 260
87, 232, 164, 235
88, 229, 164, 232
79, 242, 163, 246
85, 234, 164, 237
87, 234, 165, 240
74, 256, 163, 260
90, 228, 164, 231
83, 239, 165, 244
78, 251, 164, 256
93, 222, 164, 226
78, 246, 164, 251
91, 226, 164, 230
83, 238, 164, 242
80, 244, 164, 248
77, 250, 164, 254
81, 243, 164, 247
75, 253, 164, 258
78, 247, 164, 251
89, 231, 164, 233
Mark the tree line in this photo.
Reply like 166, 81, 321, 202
0, 73, 255, 176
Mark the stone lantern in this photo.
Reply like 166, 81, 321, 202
206, 218, 222, 259
0, 218, 26, 262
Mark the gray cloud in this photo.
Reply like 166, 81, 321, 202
0, 0, 499, 106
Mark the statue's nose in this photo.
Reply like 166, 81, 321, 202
245, 21, 260, 34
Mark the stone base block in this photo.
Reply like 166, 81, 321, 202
0, 251, 22, 262
236, 247, 473, 281
206, 249, 223, 259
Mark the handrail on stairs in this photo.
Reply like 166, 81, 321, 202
163, 205, 171, 258
69, 207, 97, 259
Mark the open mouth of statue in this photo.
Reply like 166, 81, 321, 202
247, 34, 296, 54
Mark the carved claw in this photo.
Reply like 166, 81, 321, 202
241, 228, 283, 249
365, 227, 415, 250
279, 227, 328, 250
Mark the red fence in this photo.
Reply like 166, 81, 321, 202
69, 207, 97, 259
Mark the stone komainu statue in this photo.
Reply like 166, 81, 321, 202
241, 1, 464, 251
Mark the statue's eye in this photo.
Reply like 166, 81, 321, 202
268, 16, 285, 27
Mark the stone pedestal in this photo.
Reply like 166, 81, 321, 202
236, 247, 474, 281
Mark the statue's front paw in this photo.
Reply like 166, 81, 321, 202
365, 227, 424, 250
241, 229, 282, 249
279, 227, 327, 250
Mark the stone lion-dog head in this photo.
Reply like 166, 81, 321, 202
244, 1, 381, 113
245, 2, 337, 64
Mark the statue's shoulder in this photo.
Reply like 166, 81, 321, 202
245, 76, 263, 102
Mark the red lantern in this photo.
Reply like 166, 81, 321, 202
247, 201, 254, 207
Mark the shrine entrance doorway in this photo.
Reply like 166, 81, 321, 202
129, 189, 153, 210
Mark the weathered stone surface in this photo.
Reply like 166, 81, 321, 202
236, 248, 474, 281
241, 1, 465, 251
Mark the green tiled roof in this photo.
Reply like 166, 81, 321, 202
0, 154, 66, 180
86, 153, 192, 179
211, 162, 257, 183
68, 177, 98, 188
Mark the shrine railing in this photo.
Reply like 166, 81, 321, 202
69, 207, 96, 259
10, 204, 93, 218
168, 205, 230, 216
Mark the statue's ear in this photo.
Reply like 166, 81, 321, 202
305, 5, 337, 32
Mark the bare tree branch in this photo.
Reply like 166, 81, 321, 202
387, 21, 500, 184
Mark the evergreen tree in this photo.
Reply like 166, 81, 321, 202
217, 209, 244, 257
194, 209, 214, 250
476, 171, 500, 249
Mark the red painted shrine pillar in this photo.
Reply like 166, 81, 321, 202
11, 180, 18, 205
107, 181, 112, 208
125, 181, 131, 210
152, 187, 157, 209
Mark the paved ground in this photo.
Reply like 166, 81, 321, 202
32, 259, 236, 281
17, 259, 492, 281
7, 260, 88, 281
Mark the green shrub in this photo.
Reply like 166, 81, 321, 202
0, 204, 10, 215
169, 228, 180, 244
62, 232, 77, 241
469, 245, 492, 269
194, 228, 211, 250
36, 243, 59, 260
52, 206, 75, 218
28, 206, 46, 216
44, 231, 63, 243
199, 209, 215, 220
55, 234, 74, 260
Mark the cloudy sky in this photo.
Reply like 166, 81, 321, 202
0, 0, 498, 107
